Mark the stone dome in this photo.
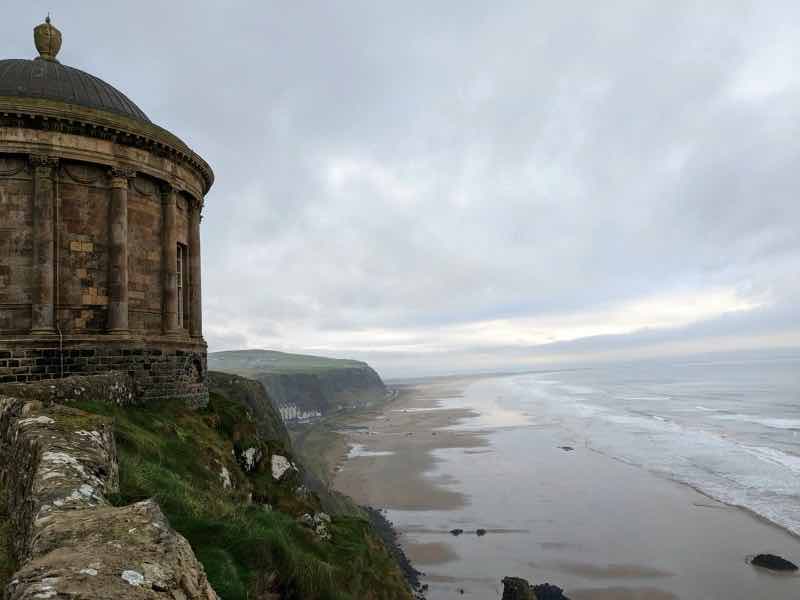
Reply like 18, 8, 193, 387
0, 58, 150, 123
0, 17, 150, 123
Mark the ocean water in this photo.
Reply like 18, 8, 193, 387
383, 356, 800, 598
450, 357, 800, 537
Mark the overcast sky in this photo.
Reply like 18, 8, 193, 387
4, 2, 800, 377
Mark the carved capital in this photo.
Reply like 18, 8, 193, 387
187, 194, 205, 214
160, 182, 177, 204
109, 166, 136, 189
28, 154, 59, 175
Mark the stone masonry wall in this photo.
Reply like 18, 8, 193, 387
0, 157, 33, 334
0, 372, 135, 406
0, 393, 218, 599
0, 340, 208, 408
128, 176, 163, 335
1, 161, 192, 339
58, 162, 111, 334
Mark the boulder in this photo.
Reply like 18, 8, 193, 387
271, 454, 295, 480
240, 446, 263, 472
533, 582, 571, 599
501, 577, 571, 600
297, 512, 332, 540
501, 577, 535, 600
751, 554, 798, 572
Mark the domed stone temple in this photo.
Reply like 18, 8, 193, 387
0, 19, 214, 405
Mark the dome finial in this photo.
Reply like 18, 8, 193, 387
34, 15, 62, 62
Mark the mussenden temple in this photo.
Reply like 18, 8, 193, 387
0, 18, 214, 406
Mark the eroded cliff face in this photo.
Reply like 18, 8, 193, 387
257, 366, 386, 418
208, 350, 387, 420
207, 371, 291, 449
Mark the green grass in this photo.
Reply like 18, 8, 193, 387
208, 349, 367, 375
72, 395, 411, 600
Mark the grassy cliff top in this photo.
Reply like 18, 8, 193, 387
70, 391, 411, 600
208, 350, 370, 375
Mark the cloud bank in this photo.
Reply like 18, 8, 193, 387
4, 2, 800, 376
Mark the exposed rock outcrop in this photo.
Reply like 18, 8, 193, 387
298, 512, 332, 541
271, 454, 297, 481
0, 393, 218, 599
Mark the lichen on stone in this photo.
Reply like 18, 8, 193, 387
121, 569, 144, 586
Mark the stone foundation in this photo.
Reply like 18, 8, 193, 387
0, 337, 208, 408
0, 372, 135, 406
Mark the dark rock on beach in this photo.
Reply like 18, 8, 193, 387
502, 577, 571, 600
450, 528, 464, 536
751, 553, 798, 572
476, 528, 487, 536
533, 582, 571, 599
501, 577, 536, 600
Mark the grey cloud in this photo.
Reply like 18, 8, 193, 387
4, 2, 800, 376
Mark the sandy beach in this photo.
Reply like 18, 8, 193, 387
320, 376, 800, 599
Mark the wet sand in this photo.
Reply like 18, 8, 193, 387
333, 382, 485, 511
330, 377, 800, 599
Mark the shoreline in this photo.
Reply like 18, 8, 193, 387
295, 376, 800, 598
581, 436, 800, 544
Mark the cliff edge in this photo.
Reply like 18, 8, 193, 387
0, 373, 412, 600
208, 350, 387, 421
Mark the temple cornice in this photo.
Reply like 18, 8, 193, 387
0, 97, 214, 194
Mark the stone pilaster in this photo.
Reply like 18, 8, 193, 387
29, 154, 58, 334
107, 167, 134, 334
188, 197, 203, 338
160, 184, 179, 333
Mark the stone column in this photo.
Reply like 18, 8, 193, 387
29, 154, 58, 334
108, 167, 134, 334
161, 184, 179, 333
188, 197, 203, 338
